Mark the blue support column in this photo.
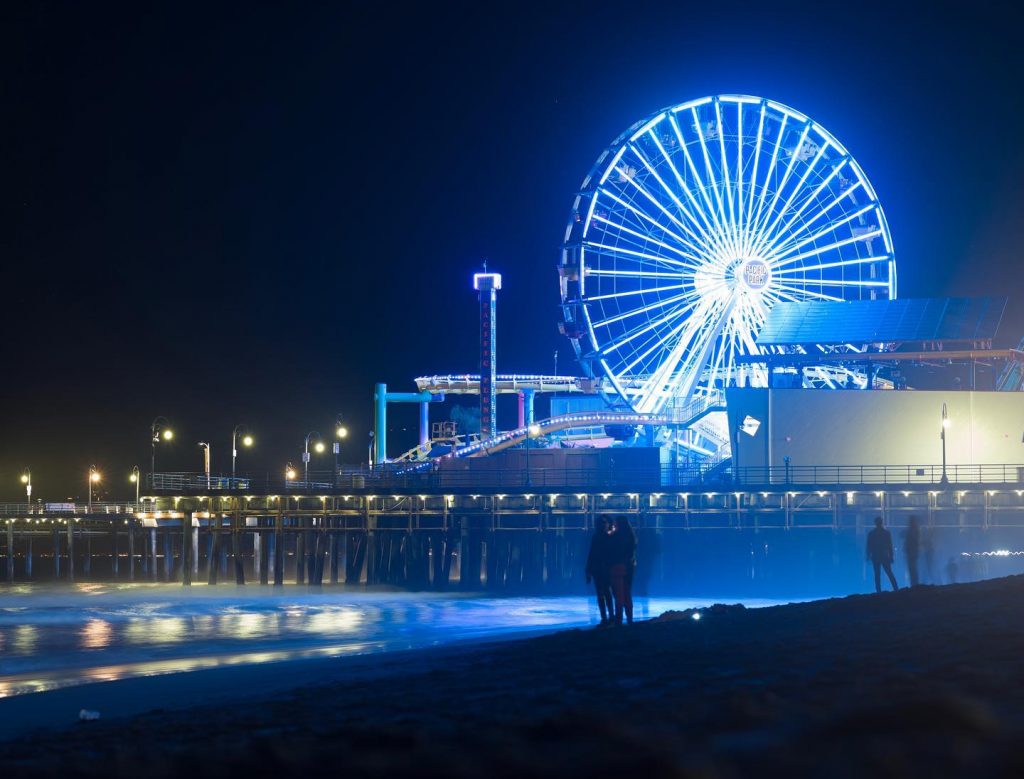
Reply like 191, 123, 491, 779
523, 388, 536, 426
374, 383, 387, 465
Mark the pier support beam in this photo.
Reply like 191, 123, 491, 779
5, 521, 12, 582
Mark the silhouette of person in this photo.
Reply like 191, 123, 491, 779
904, 516, 921, 587
585, 517, 614, 625
608, 516, 637, 624
866, 516, 899, 593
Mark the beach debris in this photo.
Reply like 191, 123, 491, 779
653, 603, 746, 622
78, 709, 101, 722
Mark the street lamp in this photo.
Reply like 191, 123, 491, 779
130, 466, 140, 507
151, 416, 174, 475
20, 468, 31, 511
198, 442, 211, 490
304, 431, 324, 490
334, 416, 349, 477
525, 423, 541, 488
231, 425, 254, 482
940, 402, 950, 485
88, 466, 101, 513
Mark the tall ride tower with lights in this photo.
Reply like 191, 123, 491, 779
474, 267, 501, 439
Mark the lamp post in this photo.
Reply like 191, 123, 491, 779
198, 442, 211, 490
130, 466, 140, 508
20, 469, 31, 512
231, 425, 254, 483
525, 423, 541, 488
304, 432, 325, 490
940, 402, 950, 485
88, 466, 101, 513
334, 416, 349, 477
150, 416, 174, 477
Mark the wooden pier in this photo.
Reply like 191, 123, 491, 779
4, 486, 1024, 589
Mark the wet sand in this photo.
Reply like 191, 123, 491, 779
3, 577, 1024, 777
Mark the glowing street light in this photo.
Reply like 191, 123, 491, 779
20, 468, 31, 510
940, 402, 951, 486
231, 425, 254, 482
198, 442, 211, 490
130, 465, 140, 507
334, 415, 349, 477
151, 416, 174, 475
88, 466, 101, 513
525, 423, 542, 488
304, 432, 324, 490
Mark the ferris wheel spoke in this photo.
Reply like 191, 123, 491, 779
743, 102, 768, 255
618, 314, 695, 377
748, 114, 789, 247
608, 171, 726, 265
764, 198, 874, 261
584, 282, 689, 303
587, 269, 688, 280
647, 132, 725, 252
757, 158, 849, 255
771, 284, 844, 302
583, 241, 700, 273
777, 277, 890, 289
735, 100, 746, 247
591, 215, 705, 266
669, 113, 729, 240
591, 288, 702, 329
751, 123, 810, 246
628, 143, 731, 258
752, 138, 831, 257
714, 100, 738, 239
649, 294, 736, 409
610, 160, 724, 264
771, 228, 883, 268
600, 299, 698, 358
691, 107, 736, 256
597, 188, 718, 265
773, 255, 889, 276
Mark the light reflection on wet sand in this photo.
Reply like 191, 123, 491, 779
0, 583, 793, 699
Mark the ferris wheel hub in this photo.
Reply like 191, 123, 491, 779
737, 259, 770, 291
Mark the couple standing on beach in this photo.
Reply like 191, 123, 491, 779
585, 516, 637, 625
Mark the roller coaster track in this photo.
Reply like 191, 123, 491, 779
442, 393, 727, 460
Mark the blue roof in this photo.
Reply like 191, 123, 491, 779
756, 297, 1006, 346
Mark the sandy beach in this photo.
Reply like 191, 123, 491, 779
3, 577, 1024, 777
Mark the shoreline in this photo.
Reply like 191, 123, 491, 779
4, 578, 1024, 776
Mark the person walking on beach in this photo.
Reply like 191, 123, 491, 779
585, 517, 614, 625
608, 516, 637, 624
904, 515, 921, 587
867, 516, 899, 593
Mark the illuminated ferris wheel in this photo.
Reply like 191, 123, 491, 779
559, 95, 896, 414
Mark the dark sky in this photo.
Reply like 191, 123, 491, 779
3, 1, 1023, 498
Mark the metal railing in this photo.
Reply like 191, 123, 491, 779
142, 463, 1024, 494
732, 463, 1024, 487
0, 502, 142, 516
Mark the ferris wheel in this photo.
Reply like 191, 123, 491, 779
559, 95, 896, 415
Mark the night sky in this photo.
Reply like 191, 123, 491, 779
3, 1, 1023, 498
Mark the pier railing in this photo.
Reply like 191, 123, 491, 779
144, 463, 1024, 494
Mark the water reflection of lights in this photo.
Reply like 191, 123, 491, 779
12, 625, 39, 652
0, 642, 383, 698
80, 619, 113, 649
123, 617, 188, 645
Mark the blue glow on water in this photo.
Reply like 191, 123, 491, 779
0, 584, 794, 697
